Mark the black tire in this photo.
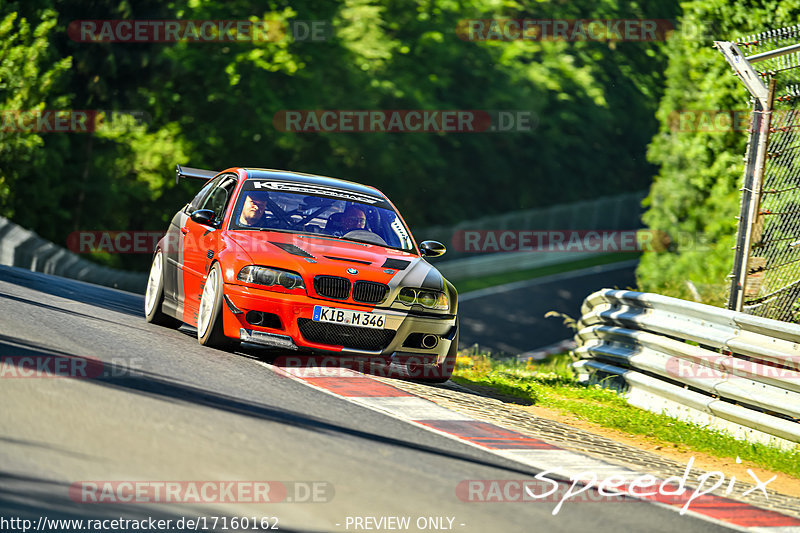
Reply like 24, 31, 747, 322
144, 250, 181, 328
407, 319, 458, 384
197, 262, 236, 349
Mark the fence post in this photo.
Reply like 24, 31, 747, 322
715, 36, 800, 319
728, 81, 775, 311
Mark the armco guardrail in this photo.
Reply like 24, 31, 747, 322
420, 191, 646, 280
574, 289, 800, 447
0, 216, 147, 293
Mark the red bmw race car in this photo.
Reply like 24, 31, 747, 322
144, 165, 459, 382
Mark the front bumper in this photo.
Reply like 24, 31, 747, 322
223, 283, 457, 365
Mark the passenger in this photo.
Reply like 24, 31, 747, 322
340, 206, 367, 233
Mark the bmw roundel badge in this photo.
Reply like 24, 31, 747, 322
346, 268, 359, 275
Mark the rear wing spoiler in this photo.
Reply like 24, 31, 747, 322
175, 164, 218, 184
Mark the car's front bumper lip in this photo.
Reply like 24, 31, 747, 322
240, 329, 298, 350
225, 283, 456, 363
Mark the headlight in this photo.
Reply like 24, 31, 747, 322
397, 288, 417, 305
238, 266, 305, 290
395, 288, 449, 310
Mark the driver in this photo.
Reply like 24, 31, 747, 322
238, 192, 269, 227
340, 206, 367, 233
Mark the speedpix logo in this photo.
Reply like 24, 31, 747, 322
457, 457, 776, 516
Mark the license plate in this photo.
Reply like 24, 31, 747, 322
312, 306, 385, 329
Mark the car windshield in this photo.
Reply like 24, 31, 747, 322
229, 180, 415, 252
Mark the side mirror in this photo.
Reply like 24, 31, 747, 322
190, 209, 216, 226
419, 240, 446, 258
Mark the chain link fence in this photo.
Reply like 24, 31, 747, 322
717, 26, 800, 322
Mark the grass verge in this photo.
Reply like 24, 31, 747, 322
450, 252, 639, 294
452, 351, 800, 478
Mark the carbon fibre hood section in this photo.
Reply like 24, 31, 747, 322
269, 241, 314, 258
382, 258, 411, 270
386, 258, 444, 291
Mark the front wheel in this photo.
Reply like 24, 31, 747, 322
144, 250, 181, 328
197, 263, 236, 349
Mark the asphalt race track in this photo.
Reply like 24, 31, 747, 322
0, 265, 737, 532
457, 260, 639, 355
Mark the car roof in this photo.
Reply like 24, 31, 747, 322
243, 168, 384, 198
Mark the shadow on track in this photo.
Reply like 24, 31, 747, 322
0, 265, 144, 319
0, 471, 312, 532
0, 333, 542, 479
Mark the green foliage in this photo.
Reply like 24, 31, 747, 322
0, 9, 71, 228
637, 0, 800, 304
454, 351, 579, 403
2, 0, 677, 271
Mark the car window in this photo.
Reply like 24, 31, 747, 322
188, 174, 224, 212
199, 174, 237, 222
228, 181, 415, 252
